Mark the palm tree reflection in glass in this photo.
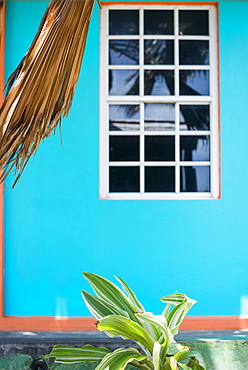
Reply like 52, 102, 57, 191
109, 37, 210, 193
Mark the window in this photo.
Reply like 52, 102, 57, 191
100, 4, 220, 200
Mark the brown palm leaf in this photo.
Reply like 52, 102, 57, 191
0, 0, 96, 187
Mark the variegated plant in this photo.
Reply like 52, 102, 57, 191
47, 273, 205, 370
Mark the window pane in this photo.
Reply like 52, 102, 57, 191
109, 10, 139, 35
144, 10, 174, 35
179, 10, 209, 35
179, 70, 209, 96
145, 136, 175, 161
144, 40, 174, 65
180, 166, 210, 192
109, 70, 139, 95
110, 167, 140, 192
109, 105, 140, 131
145, 103, 175, 131
110, 136, 139, 161
145, 70, 174, 95
145, 167, 175, 192
179, 41, 209, 65
109, 40, 139, 65
179, 105, 210, 131
180, 136, 210, 161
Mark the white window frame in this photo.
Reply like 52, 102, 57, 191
99, 3, 220, 200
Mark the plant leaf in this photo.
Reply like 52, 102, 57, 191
178, 364, 192, 370
161, 293, 189, 306
95, 348, 150, 370
152, 341, 161, 370
166, 295, 196, 335
83, 272, 139, 323
135, 312, 173, 362
46, 344, 110, 364
169, 357, 179, 370
167, 343, 186, 356
114, 275, 145, 311
97, 315, 155, 355
82, 290, 124, 320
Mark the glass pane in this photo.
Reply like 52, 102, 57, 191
110, 167, 140, 192
179, 70, 209, 96
179, 10, 209, 35
145, 136, 175, 161
144, 40, 174, 65
179, 41, 209, 65
109, 105, 140, 131
109, 10, 139, 35
110, 136, 139, 161
144, 10, 174, 35
145, 70, 174, 95
109, 40, 139, 65
109, 70, 139, 95
180, 105, 210, 131
180, 166, 210, 192
180, 136, 210, 161
145, 103, 175, 131
145, 167, 175, 192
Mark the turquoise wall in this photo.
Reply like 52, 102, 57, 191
4, 1, 248, 317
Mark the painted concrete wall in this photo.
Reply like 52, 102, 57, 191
3, 1, 248, 317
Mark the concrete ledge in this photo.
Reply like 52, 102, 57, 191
0, 330, 248, 369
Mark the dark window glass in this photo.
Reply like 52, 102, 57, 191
144, 10, 174, 35
109, 70, 139, 95
179, 10, 209, 35
179, 105, 210, 131
180, 166, 210, 192
145, 103, 175, 131
109, 136, 139, 161
180, 136, 210, 161
179, 70, 209, 96
109, 105, 140, 131
179, 40, 209, 65
109, 40, 139, 65
110, 167, 140, 192
145, 167, 175, 192
144, 70, 174, 95
109, 10, 139, 35
144, 40, 174, 65
145, 136, 175, 161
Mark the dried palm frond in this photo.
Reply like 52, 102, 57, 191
0, 0, 96, 187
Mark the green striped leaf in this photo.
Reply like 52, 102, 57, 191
161, 293, 188, 306
135, 312, 173, 362
167, 343, 186, 356
135, 312, 173, 344
168, 357, 179, 370
95, 348, 150, 370
153, 341, 162, 370
173, 347, 192, 361
83, 272, 139, 323
82, 290, 124, 320
166, 296, 196, 334
178, 364, 192, 370
46, 344, 110, 364
114, 275, 145, 311
97, 315, 155, 354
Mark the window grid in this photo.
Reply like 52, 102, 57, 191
100, 4, 219, 200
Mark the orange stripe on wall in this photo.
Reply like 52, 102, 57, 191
0, 316, 247, 331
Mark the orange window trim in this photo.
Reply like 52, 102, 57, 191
0, 1, 240, 332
